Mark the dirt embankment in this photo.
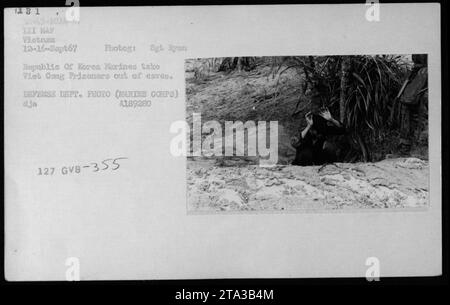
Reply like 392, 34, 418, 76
187, 158, 429, 212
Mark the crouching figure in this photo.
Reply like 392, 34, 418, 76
291, 108, 346, 166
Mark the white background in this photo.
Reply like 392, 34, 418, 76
4, 4, 441, 280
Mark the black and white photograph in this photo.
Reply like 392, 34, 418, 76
186, 55, 429, 212
1, 1, 445, 288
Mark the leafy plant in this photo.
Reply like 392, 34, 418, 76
269, 55, 411, 161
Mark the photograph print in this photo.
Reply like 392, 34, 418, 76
184, 54, 429, 212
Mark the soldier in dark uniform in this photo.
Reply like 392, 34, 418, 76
398, 54, 428, 155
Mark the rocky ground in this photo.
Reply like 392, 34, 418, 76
187, 158, 429, 212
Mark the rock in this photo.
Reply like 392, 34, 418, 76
187, 158, 429, 211
396, 157, 427, 169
